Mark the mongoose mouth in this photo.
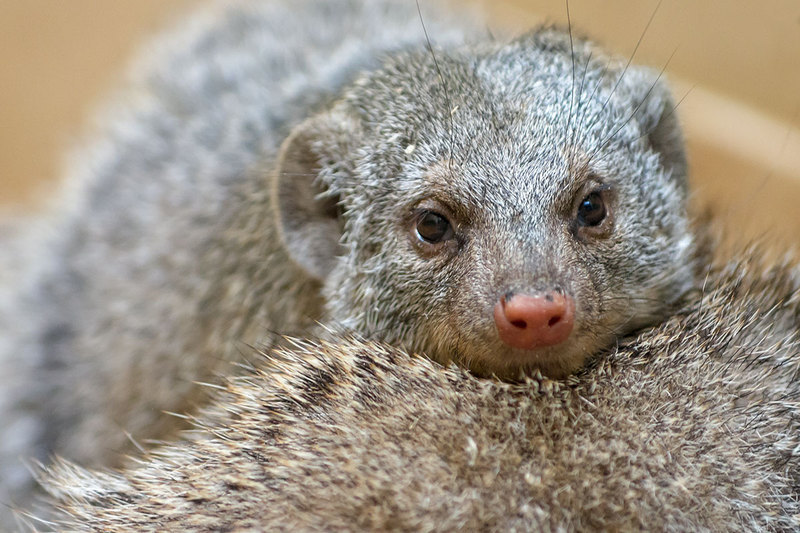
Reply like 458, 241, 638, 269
470, 338, 591, 381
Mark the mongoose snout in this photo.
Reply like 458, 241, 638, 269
494, 291, 575, 350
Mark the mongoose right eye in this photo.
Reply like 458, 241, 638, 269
572, 185, 614, 241
576, 191, 606, 227
415, 210, 453, 244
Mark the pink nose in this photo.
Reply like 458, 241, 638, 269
494, 291, 575, 350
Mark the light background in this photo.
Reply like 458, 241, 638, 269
1, 0, 799, 246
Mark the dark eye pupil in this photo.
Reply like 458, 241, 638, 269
577, 192, 606, 227
578, 192, 606, 226
416, 211, 451, 243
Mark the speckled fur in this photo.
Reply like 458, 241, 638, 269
36, 248, 800, 532
1, 0, 697, 523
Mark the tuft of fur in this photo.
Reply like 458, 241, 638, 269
39, 250, 800, 532
1, 0, 697, 521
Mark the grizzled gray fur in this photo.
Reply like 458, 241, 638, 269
38, 249, 800, 531
0, 0, 696, 522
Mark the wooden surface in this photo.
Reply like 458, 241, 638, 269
1, 0, 798, 246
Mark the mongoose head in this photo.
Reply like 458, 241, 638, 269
273, 28, 695, 379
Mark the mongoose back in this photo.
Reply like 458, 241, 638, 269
38, 249, 800, 531
0, 0, 695, 518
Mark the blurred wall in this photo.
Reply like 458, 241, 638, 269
1, 0, 798, 244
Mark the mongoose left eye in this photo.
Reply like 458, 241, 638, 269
416, 210, 453, 243
576, 191, 607, 227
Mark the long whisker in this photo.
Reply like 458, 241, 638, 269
416, 0, 456, 172
573, 57, 611, 146
595, 0, 663, 121
564, 0, 578, 169
628, 82, 695, 147
570, 50, 595, 170
585, 46, 677, 170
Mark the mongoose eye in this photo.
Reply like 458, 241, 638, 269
576, 191, 607, 227
415, 210, 453, 244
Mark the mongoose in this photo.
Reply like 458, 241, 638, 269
0, 0, 695, 519
37, 248, 800, 531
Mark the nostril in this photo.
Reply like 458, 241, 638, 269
494, 291, 575, 350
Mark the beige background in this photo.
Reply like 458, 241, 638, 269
1, 0, 799, 245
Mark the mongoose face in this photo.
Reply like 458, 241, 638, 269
276, 29, 695, 379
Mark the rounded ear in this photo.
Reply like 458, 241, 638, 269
627, 69, 688, 190
271, 113, 360, 281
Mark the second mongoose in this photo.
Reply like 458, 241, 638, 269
39, 249, 800, 531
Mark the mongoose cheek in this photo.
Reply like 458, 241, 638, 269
493, 291, 575, 350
